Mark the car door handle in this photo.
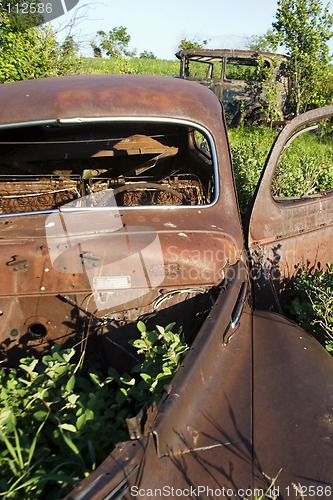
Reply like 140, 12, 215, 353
231, 281, 248, 329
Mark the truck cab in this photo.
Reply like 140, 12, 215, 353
176, 48, 290, 126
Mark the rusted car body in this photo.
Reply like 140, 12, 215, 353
176, 48, 290, 126
0, 75, 332, 499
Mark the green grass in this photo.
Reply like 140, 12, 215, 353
228, 126, 279, 213
288, 263, 333, 353
80, 57, 179, 76
272, 129, 333, 198
228, 124, 333, 212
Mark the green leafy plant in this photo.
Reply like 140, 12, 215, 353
0, 322, 188, 498
288, 263, 333, 353
255, 469, 282, 499
228, 126, 279, 213
91, 26, 135, 59
249, 0, 333, 114
0, 3, 83, 83
257, 55, 283, 125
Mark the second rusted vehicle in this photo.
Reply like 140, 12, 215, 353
0, 74, 332, 499
176, 48, 290, 125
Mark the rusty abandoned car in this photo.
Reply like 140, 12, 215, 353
176, 48, 290, 126
0, 75, 332, 498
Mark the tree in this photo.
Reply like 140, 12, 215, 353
92, 26, 135, 59
139, 51, 157, 59
61, 35, 79, 56
178, 36, 209, 51
0, 2, 83, 83
268, 0, 333, 115
248, 29, 278, 52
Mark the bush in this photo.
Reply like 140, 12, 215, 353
0, 12, 84, 83
272, 129, 333, 198
288, 263, 333, 354
0, 323, 188, 498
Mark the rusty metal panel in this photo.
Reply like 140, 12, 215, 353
0, 75, 244, 361
0, 75, 223, 134
253, 310, 333, 494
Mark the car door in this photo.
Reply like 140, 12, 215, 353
248, 105, 333, 311
248, 105, 333, 495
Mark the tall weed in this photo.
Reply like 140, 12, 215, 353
228, 126, 278, 213
0, 323, 188, 498
288, 264, 333, 354
81, 57, 179, 76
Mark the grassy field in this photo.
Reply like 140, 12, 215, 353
81, 57, 179, 76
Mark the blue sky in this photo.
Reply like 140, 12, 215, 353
52, 0, 333, 59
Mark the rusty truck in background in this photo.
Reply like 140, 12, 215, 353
0, 74, 332, 498
176, 48, 290, 126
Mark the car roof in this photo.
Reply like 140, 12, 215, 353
0, 74, 223, 131
176, 48, 288, 62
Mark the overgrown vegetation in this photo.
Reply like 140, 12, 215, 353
272, 127, 333, 197
288, 263, 333, 353
81, 56, 179, 76
0, 322, 188, 498
90, 26, 134, 59
228, 124, 333, 210
228, 126, 279, 213
0, 3, 82, 82
250, 0, 333, 114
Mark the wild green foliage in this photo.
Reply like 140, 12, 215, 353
177, 36, 209, 51
0, 323, 187, 498
257, 56, 284, 124
288, 263, 333, 353
274, 0, 333, 114
91, 26, 134, 59
0, 3, 82, 82
229, 124, 333, 211
248, 29, 278, 52
139, 50, 157, 59
81, 56, 179, 76
252, 0, 333, 115
272, 127, 333, 197
228, 126, 279, 213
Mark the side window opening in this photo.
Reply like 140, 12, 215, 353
184, 57, 223, 80
271, 120, 333, 201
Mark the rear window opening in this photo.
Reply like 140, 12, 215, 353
0, 120, 217, 214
